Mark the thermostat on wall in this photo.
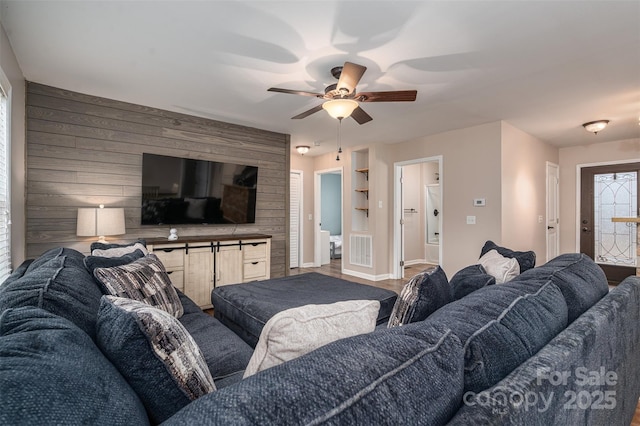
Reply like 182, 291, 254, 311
474, 198, 486, 207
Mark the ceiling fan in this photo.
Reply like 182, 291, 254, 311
268, 61, 417, 124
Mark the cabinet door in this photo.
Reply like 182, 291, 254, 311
216, 245, 243, 287
184, 247, 215, 308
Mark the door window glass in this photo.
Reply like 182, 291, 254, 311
594, 172, 637, 266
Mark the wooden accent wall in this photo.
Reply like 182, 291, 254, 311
25, 83, 289, 277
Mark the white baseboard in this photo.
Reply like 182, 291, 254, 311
404, 258, 427, 266
301, 262, 315, 268
342, 268, 392, 282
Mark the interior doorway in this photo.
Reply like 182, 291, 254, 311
580, 162, 640, 284
393, 156, 443, 279
314, 167, 343, 268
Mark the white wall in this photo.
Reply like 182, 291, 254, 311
380, 122, 503, 276
501, 122, 559, 263
0, 21, 26, 268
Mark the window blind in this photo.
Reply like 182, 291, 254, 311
0, 87, 10, 283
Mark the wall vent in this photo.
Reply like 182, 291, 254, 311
350, 234, 373, 267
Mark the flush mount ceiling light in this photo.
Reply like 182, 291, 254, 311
322, 99, 359, 120
296, 145, 310, 155
582, 120, 610, 134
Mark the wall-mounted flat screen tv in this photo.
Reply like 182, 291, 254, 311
141, 153, 258, 225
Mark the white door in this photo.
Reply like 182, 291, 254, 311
290, 171, 302, 268
546, 162, 560, 261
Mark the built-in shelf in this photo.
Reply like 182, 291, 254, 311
353, 151, 369, 231
355, 207, 369, 217
355, 188, 369, 199
355, 168, 369, 181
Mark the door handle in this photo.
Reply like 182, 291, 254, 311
582, 227, 590, 232
547, 226, 555, 230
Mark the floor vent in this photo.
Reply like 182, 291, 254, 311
350, 234, 373, 267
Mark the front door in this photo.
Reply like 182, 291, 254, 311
580, 163, 640, 284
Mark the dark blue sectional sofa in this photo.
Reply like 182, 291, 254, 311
1, 246, 639, 425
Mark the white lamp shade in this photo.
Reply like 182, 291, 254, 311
322, 99, 359, 119
77, 207, 126, 240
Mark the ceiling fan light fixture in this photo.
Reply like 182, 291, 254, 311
322, 99, 359, 120
582, 120, 610, 134
296, 145, 310, 155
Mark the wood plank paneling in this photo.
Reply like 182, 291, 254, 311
25, 82, 290, 277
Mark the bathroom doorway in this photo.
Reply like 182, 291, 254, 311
393, 156, 443, 279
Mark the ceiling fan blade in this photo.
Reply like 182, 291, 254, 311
291, 104, 324, 119
355, 90, 417, 102
337, 62, 367, 95
350, 106, 373, 125
268, 87, 324, 98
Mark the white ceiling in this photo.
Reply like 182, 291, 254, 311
1, 1, 639, 156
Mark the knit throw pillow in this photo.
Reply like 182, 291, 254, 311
96, 296, 215, 423
387, 266, 452, 327
93, 254, 183, 318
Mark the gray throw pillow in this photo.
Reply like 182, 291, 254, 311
96, 296, 215, 424
244, 300, 380, 377
388, 266, 451, 327
450, 264, 496, 300
93, 253, 183, 318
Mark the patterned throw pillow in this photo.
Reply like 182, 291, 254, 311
243, 300, 380, 378
387, 266, 452, 327
83, 249, 147, 275
96, 296, 215, 424
91, 242, 149, 258
93, 254, 183, 318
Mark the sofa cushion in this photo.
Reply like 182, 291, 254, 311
450, 264, 496, 300
177, 291, 253, 389
163, 323, 465, 426
427, 279, 568, 393
480, 240, 536, 272
96, 296, 215, 424
0, 259, 33, 286
0, 248, 104, 339
244, 300, 380, 378
478, 249, 520, 283
0, 307, 149, 425
388, 266, 451, 327
512, 253, 608, 323
93, 253, 183, 318
83, 248, 147, 275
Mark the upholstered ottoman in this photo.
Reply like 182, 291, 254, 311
211, 272, 398, 347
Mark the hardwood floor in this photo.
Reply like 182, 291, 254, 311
289, 259, 433, 294
632, 400, 640, 426
290, 261, 640, 426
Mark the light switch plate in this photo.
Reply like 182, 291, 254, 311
467, 215, 476, 225
474, 198, 486, 207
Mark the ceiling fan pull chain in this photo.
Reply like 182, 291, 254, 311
336, 118, 343, 161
